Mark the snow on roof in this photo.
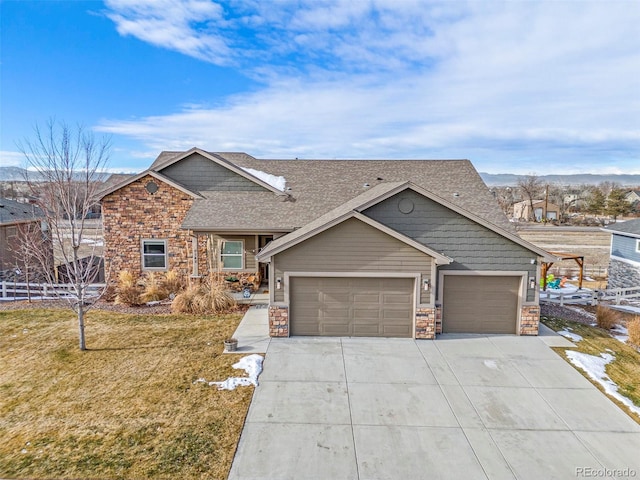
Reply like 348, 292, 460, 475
241, 167, 286, 192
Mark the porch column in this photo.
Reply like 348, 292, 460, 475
191, 235, 199, 277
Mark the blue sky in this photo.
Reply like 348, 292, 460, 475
1, 0, 639, 175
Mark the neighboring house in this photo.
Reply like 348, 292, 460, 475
100, 148, 554, 339
0, 198, 48, 280
625, 190, 640, 214
604, 219, 640, 289
513, 200, 560, 222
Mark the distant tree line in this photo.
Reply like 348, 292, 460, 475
490, 174, 637, 224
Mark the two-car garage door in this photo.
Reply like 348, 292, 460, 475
290, 277, 414, 337
288, 274, 522, 337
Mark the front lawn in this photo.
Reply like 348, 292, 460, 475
542, 315, 640, 423
0, 308, 252, 479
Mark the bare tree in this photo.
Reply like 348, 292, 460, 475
517, 174, 543, 222
19, 120, 110, 350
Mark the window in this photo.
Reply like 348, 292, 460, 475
7, 226, 17, 238
221, 240, 243, 269
142, 239, 167, 270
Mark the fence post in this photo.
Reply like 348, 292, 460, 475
1, 281, 5, 298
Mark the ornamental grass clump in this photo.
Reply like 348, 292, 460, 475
139, 272, 169, 303
163, 270, 185, 295
596, 305, 617, 330
114, 270, 143, 306
171, 281, 236, 314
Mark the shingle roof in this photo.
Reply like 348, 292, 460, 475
115, 149, 513, 233
605, 218, 640, 237
0, 198, 44, 225
181, 153, 513, 232
256, 182, 554, 262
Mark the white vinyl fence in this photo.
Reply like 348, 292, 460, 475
0, 281, 106, 300
540, 286, 640, 306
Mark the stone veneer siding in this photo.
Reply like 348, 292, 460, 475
519, 305, 540, 336
608, 258, 640, 289
415, 307, 436, 339
102, 175, 196, 282
269, 306, 289, 337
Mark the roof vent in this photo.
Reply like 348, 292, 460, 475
363, 183, 370, 188
376, 177, 383, 181
453, 192, 460, 197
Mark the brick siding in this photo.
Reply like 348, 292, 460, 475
269, 305, 289, 337
520, 305, 540, 335
102, 175, 195, 282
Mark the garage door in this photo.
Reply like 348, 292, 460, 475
290, 277, 414, 337
442, 275, 520, 334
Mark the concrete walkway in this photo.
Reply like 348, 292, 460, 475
229, 332, 640, 479
225, 305, 270, 354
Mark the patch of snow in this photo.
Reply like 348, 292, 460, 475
566, 306, 597, 320
611, 305, 640, 315
611, 324, 629, 344
241, 167, 286, 192
483, 360, 498, 369
565, 350, 640, 417
194, 354, 263, 391
558, 330, 583, 342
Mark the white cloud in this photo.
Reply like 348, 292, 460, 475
104, 0, 232, 64
99, 1, 640, 174
0, 151, 25, 167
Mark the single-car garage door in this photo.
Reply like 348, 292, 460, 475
290, 277, 414, 337
443, 275, 520, 334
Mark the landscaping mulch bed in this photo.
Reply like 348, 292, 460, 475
0, 299, 249, 316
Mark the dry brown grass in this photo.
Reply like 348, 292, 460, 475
114, 270, 143, 306
596, 305, 618, 330
164, 270, 185, 295
628, 316, 640, 347
0, 308, 251, 479
139, 272, 169, 303
172, 282, 236, 315
542, 316, 640, 423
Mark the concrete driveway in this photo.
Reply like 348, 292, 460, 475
229, 333, 640, 480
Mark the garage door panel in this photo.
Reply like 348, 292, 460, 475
443, 275, 519, 334
290, 277, 414, 337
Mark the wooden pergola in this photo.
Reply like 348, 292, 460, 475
541, 251, 585, 290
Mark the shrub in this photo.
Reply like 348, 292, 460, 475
628, 316, 640, 347
114, 270, 143, 306
171, 281, 236, 314
163, 270, 185, 295
596, 305, 617, 330
171, 285, 199, 314
101, 284, 117, 302
139, 272, 169, 303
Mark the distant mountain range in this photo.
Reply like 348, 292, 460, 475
1, 165, 639, 187
480, 173, 640, 187
0, 167, 113, 182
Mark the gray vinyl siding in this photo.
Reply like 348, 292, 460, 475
273, 217, 432, 303
611, 234, 640, 263
363, 190, 538, 302
159, 153, 269, 193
